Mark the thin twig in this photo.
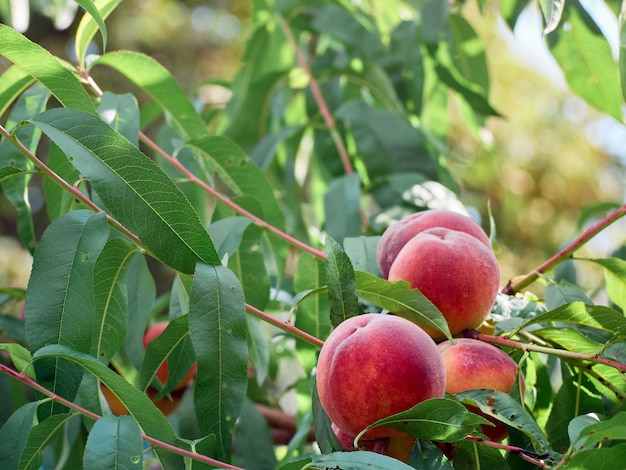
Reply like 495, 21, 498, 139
465, 436, 550, 468
502, 204, 626, 295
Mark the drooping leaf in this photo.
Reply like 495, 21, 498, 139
587, 257, 626, 312
92, 51, 207, 140
83, 415, 143, 469
354, 271, 451, 340
29, 108, 220, 274
74, 0, 122, 67
97, 91, 140, 147
91, 237, 137, 363
323, 173, 362, 242
32, 344, 183, 469
547, 5, 622, 121
19, 413, 77, 470
25, 210, 109, 416
188, 264, 248, 462
0, 84, 50, 253
234, 399, 277, 470
0, 402, 38, 470
325, 236, 359, 328
357, 398, 488, 444
0, 25, 95, 113
72, 0, 108, 58
0, 65, 35, 118
139, 315, 196, 397
184, 135, 285, 232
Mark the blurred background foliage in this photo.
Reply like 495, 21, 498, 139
1, 0, 625, 299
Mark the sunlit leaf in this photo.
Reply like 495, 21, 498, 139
588, 257, 626, 312
74, 0, 122, 67
539, 0, 566, 34
0, 65, 34, 118
0, 25, 95, 113
29, 108, 220, 273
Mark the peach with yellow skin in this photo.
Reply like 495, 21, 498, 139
388, 227, 500, 339
438, 338, 521, 442
316, 313, 446, 441
376, 210, 491, 279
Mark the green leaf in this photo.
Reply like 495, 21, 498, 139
407, 439, 454, 469
335, 100, 438, 179
448, 13, 489, 91
139, 315, 196, 396
246, 315, 270, 385
184, 135, 285, 232
310, 4, 384, 60
294, 254, 331, 372
74, 0, 122, 67
42, 143, 81, 221
308, 450, 419, 470
83, 415, 143, 469
354, 271, 451, 340
588, 257, 626, 312
457, 390, 553, 453
72, 0, 108, 57
189, 264, 248, 462
32, 344, 183, 469
572, 412, 626, 450
234, 399, 277, 470
25, 210, 109, 415
0, 343, 33, 377
452, 439, 509, 470
97, 92, 140, 147
0, 25, 95, 113
324, 173, 362, 242
206, 216, 253, 260
0, 84, 50, 253
514, 301, 626, 335
0, 65, 35, 118
29, 108, 220, 274
547, 5, 623, 121
92, 51, 207, 140
325, 236, 360, 328
0, 402, 38, 470
344, 236, 381, 277
357, 398, 487, 445
19, 413, 77, 470
92, 238, 137, 363
562, 444, 626, 469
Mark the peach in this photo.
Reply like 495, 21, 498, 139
100, 383, 184, 416
438, 338, 521, 442
143, 322, 197, 390
316, 313, 446, 441
387, 227, 500, 339
377, 210, 491, 279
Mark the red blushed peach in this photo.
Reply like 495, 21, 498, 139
388, 227, 500, 339
377, 210, 491, 279
143, 322, 197, 390
316, 314, 446, 441
100, 383, 184, 417
438, 338, 521, 442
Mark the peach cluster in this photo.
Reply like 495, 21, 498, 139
315, 210, 522, 462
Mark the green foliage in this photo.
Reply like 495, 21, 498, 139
0, 1, 625, 469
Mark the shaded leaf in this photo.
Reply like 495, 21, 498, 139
562, 444, 626, 469
0, 402, 38, 470
234, 399, 277, 470
309, 450, 416, 470
324, 173, 362, 242
539, 0, 566, 34
92, 51, 207, 140
83, 415, 143, 469
189, 264, 247, 462
325, 236, 359, 328
19, 413, 76, 470
97, 91, 140, 147
453, 439, 510, 470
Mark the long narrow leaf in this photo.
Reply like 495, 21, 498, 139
0, 24, 95, 113
0, 65, 34, 118
29, 108, 220, 274
74, 0, 121, 67
189, 263, 248, 462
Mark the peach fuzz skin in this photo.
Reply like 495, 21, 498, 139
316, 314, 446, 441
438, 338, 521, 442
388, 227, 500, 339
376, 210, 491, 279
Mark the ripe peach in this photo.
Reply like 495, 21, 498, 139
143, 322, 197, 390
377, 210, 491, 279
316, 313, 446, 441
438, 338, 521, 442
387, 227, 500, 339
